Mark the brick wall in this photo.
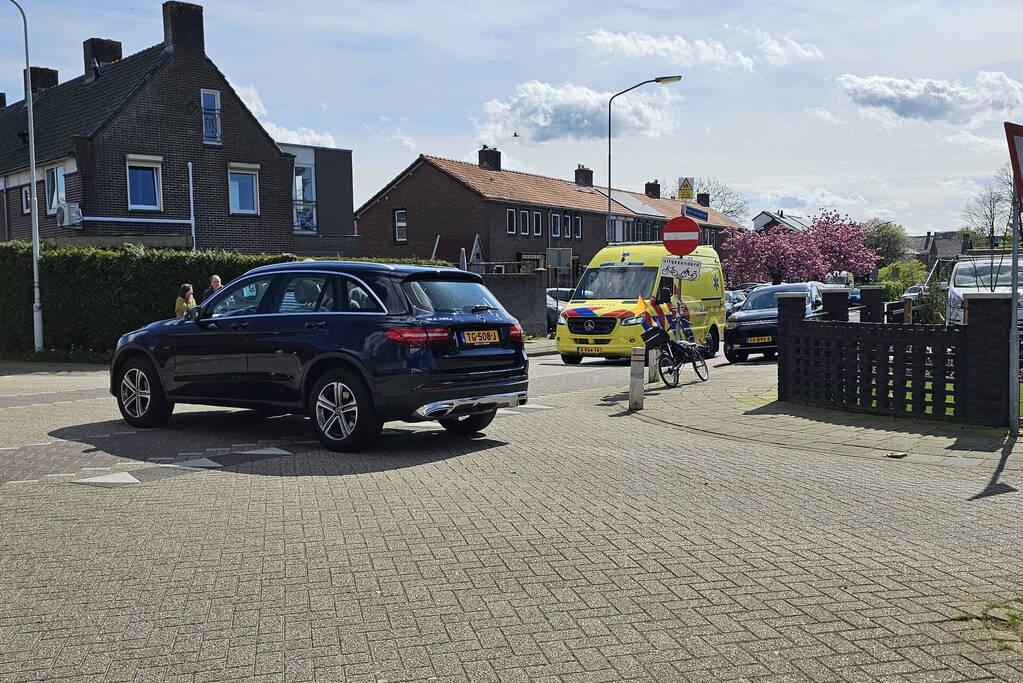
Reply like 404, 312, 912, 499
357, 160, 617, 274
82, 51, 295, 253
4, 171, 85, 240
357, 162, 485, 262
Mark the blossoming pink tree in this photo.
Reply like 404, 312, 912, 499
721, 211, 878, 285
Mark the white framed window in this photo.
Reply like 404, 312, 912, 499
551, 212, 560, 237
575, 216, 582, 240
201, 89, 221, 144
228, 163, 260, 215
126, 154, 163, 211
563, 214, 571, 240
506, 208, 516, 235
492, 264, 506, 274
393, 209, 407, 242
520, 210, 529, 236
45, 166, 65, 215
21, 186, 31, 214
533, 211, 542, 236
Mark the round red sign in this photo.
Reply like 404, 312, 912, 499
662, 216, 701, 256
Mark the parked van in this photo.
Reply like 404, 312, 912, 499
555, 243, 726, 364
947, 256, 1023, 325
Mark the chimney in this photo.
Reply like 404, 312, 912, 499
696, 192, 710, 207
644, 180, 660, 199
478, 145, 501, 171
574, 164, 593, 187
25, 67, 58, 94
163, 1, 205, 54
83, 38, 122, 77
0, 93, 5, 111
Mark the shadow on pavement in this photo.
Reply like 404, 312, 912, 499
744, 400, 1010, 444
50, 409, 506, 477
970, 436, 1019, 500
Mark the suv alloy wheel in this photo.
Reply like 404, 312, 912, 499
116, 357, 174, 428
309, 368, 381, 452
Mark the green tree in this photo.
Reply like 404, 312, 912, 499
862, 219, 910, 267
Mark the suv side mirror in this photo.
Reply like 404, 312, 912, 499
655, 286, 673, 306
939, 282, 949, 291
184, 305, 201, 322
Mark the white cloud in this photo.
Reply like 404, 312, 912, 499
580, 29, 754, 73
363, 119, 417, 151
233, 84, 267, 117
728, 26, 824, 66
939, 130, 1005, 152
261, 122, 337, 147
479, 80, 682, 144
805, 107, 846, 125
232, 82, 336, 147
836, 71, 1023, 126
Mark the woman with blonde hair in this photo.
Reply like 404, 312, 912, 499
174, 283, 196, 318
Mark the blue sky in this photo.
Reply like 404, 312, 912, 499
3, 0, 1022, 234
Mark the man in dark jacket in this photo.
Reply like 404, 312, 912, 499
200, 274, 222, 303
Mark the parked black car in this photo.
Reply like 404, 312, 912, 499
723, 282, 823, 363
110, 261, 528, 451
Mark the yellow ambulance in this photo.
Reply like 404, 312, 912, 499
555, 243, 726, 364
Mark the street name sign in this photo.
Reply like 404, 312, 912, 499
662, 215, 700, 255
660, 256, 701, 280
685, 205, 709, 221
677, 177, 694, 200
546, 247, 572, 268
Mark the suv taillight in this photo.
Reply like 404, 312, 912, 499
385, 327, 450, 347
508, 324, 524, 343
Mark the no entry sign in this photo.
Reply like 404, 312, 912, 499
662, 216, 700, 256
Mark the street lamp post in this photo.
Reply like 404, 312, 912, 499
607, 76, 681, 243
10, 0, 43, 351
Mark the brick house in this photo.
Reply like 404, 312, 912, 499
355, 147, 742, 281
0, 1, 354, 256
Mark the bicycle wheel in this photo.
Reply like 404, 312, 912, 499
692, 354, 710, 381
658, 353, 680, 387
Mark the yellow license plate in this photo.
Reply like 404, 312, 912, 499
463, 330, 499, 344
577, 346, 601, 354
748, 336, 773, 344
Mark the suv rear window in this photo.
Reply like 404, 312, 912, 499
403, 279, 501, 314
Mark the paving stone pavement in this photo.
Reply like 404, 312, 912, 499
1, 362, 1022, 681
622, 359, 1023, 474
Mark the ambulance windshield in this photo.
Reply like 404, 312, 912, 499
573, 267, 657, 301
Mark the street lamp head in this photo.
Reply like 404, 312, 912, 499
655, 75, 682, 84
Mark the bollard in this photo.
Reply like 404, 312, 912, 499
647, 348, 659, 383
629, 346, 645, 411
903, 298, 913, 324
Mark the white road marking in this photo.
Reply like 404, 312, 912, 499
73, 472, 141, 485
161, 457, 222, 469
239, 447, 291, 456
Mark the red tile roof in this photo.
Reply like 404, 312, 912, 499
421, 155, 744, 230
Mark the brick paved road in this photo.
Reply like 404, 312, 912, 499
1, 359, 1022, 681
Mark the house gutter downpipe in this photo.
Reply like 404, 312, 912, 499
10, 0, 43, 351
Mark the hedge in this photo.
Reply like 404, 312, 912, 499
0, 241, 449, 354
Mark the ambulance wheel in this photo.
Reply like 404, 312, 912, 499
704, 327, 719, 358
561, 354, 582, 365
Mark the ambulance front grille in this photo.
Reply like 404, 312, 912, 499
567, 317, 616, 335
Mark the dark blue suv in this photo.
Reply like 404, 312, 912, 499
109, 261, 528, 451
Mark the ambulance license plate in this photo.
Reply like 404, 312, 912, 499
748, 336, 773, 344
577, 346, 601, 354
463, 330, 499, 345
